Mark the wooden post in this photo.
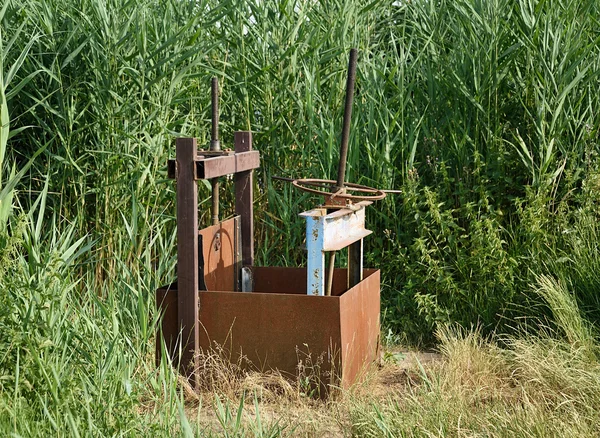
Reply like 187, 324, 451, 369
234, 132, 254, 267
176, 138, 199, 385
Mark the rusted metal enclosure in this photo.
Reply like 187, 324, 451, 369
156, 267, 380, 393
156, 59, 383, 395
156, 130, 382, 392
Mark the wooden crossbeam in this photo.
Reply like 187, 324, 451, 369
167, 151, 259, 180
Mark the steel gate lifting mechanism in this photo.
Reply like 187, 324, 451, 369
156, 49, 384, 395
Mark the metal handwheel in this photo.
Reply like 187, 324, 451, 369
291, 178, 386, 202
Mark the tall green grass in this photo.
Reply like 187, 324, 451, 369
4, 0, 600, 336
6, 0, 599, 338
1, 0, 600, 434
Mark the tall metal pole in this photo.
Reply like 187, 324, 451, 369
210, 77, 220, 225
335, 48, 358, 192
328, 49, 358, 295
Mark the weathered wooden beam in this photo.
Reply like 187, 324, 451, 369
175, 137, 199, 386
234, 132, 255, 267
167, 151, 259, 180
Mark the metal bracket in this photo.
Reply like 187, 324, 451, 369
300, 201, 371, 296
241, 267, 253, 292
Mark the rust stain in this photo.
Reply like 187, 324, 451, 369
199, 219, 237, 292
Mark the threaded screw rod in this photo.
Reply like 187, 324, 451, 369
211, 77, 220, 225
336, 48, 358, 192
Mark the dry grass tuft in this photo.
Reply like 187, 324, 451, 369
191, 342, 336, 402
151, 329, 600, 436
184, 343, 344, 436
508, 336, 600, 410
349, 327, 600, 437
240, 372, 300, 403
436, 325, 518, 405
192, 342, 252, 397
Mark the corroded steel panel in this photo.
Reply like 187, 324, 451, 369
339, 269, 380, 387
198, 286, 342, 393
156, 267, 380, 395
252, 266, 348, 296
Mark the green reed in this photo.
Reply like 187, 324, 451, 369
1, 0, 600, 433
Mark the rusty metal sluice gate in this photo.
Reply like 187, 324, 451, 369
156, 50, 384, 394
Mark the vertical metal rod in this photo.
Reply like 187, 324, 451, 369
211, 77, 220, 149
336, 48, 358, 192
210, 77, 220, 226
326, 251, 336, 296
211, 180, 219, 226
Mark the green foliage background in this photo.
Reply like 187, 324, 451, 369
1, 0, 600, 434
